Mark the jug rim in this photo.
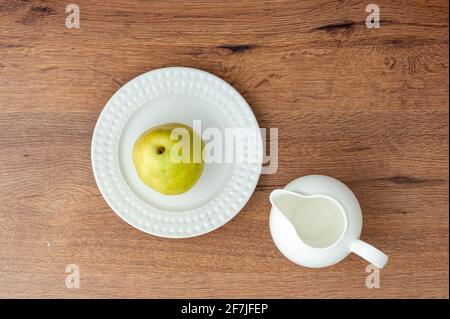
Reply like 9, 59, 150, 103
270, 189, 349, 251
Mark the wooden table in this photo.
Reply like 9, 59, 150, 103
0, 0, 448, 298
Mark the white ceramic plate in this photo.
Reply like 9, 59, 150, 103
91, 67, 263, 238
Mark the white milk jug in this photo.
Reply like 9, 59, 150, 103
269, 175, 388, 268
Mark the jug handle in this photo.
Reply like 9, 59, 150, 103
350, 240, 389, 268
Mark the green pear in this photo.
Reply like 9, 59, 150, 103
132, 123, 204, 195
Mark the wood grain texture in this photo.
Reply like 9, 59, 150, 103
0, 0, 448, 298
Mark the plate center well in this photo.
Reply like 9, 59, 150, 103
118, 93, 235, 212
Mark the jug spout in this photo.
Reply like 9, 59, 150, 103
269, 188, 307, 221
269, 188, 285, 208
269, 189, 300, 208
270, 187, 309, 202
